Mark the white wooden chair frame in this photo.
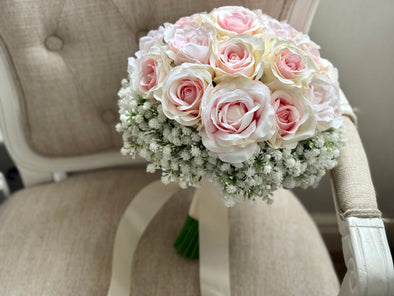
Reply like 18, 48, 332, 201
0, 0, 393, 295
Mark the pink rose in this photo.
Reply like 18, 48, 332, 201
276, 48, 305, 79
164, 22, 213, 64
269, 89, 316, 147
200, 77, 275, 163
307, 75, 342, 131
154, 63, 213, 126
139, 56, 157, 92
210, 35, 264, 81
210, 6, 262, 37
128, 47, 170, 97
262, 40, 316, 88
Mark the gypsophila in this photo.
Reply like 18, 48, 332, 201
117, 88, 345, 205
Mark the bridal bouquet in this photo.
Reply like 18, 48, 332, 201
117, 6, 345, 257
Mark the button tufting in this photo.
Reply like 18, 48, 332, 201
101, 110, 117, 124
45, 36, 63, 51
136, 30, 149, 42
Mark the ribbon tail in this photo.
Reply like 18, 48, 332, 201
107, 180, 180, 296
198, 179, 231, 296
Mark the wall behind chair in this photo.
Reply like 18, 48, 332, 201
294, 0, 394, 219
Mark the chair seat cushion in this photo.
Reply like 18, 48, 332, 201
0, 167, 339, 295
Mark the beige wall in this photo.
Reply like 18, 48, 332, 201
295, 0, 394, 219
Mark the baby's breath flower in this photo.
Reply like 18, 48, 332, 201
163, 145, 172, 156
172, 127, 180, 137
226, 185, 237, 194
143, 101, 152, 110
161, 174, 171, 185
149, 142, 159, 152
120, 147, 129, 155
194, 157, 204, 166
147, 163, 156, 173
191, 146, 201, 157
220, 163, 230, 172
139, 148, 149, 158
285, 158, 296, 168
246, 167, 256, 177
181, 151, 191, 161
134, 114, 143, 124
182, 127, 192, 135
148, 118, 160, 129
191, 133, 201, 142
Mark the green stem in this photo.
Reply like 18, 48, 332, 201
174, 215, 199, 259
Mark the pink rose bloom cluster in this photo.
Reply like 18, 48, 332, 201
127, 6, 343, 163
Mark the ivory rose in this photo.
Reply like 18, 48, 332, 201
163, 21, 214, 64
210, 6, 262, 37
128, 46, 170, 97
200, 77, 275, 163
316, 58, 340, 82
175, 12, 206, 26
294, 36, 339, 82
256, 11, 300, 42
295, 35, 321, 61
210, 34, 264, 81
262, 39, 316, 88
307, 75, 342, 131
136, 26, 165, 58
154, 63, 213, 126
269, 89, 316, 148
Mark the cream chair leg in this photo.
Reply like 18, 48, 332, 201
337, 217, 394, 296
0, 172, 10, 198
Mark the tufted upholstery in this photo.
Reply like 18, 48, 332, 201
0, 0, 295, 157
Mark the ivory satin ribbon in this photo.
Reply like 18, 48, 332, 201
197, 179, 230, 296
107, 179, 230, 296
107, 180, 180, 296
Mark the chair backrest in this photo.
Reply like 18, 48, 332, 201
0, 0, 318, 186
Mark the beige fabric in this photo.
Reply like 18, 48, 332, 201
0, 167, 338, 295
0, 0, 294, 157
0, 167, 158, 296
331, 116, 381, 218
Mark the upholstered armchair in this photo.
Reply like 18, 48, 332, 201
0, 1, 393, 295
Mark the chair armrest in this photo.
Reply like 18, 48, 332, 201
330, 116, 394, 295
331, 116, 380, 219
